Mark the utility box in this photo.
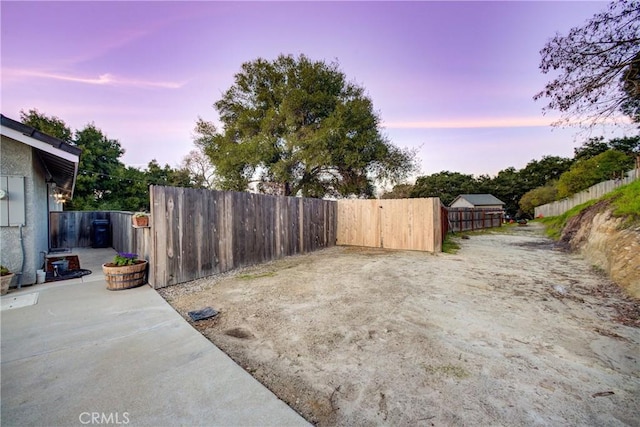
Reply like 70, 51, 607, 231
92, 219, 110, 248
0, 176, 26, 226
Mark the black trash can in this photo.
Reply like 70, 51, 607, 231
92, 219, 110, 248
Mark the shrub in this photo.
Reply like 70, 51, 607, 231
112, 253, 139, 266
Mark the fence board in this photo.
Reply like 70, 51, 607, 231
149, 186, 337, 288
151, 184, 166, 286
535, 168, 639, 218
445, 208, 503, 233
49, 210, 150, 263
336, 198, 441, 252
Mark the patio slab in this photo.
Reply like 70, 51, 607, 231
1, 277, 308, 426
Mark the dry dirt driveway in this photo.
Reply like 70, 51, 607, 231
160, 222, 639, 426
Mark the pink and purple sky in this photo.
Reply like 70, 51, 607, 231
1, 1, 632, 179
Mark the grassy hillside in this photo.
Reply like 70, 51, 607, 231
539, 179, 640, 240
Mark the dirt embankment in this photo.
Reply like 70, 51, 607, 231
160, 223, 640, 426
560, 200, 640, 298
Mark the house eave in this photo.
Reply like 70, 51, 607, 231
1, 116, 81, 198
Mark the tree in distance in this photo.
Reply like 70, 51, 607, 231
20, 109, 195, 211
20, 109, 72, 142
410, 171, 476, 206
534, 0, 640, 128
574, 135, 640, 161
556, 150, 635, 198
195, 54, 417, 198
519, 182, 559, 217
380, 184, 414, 199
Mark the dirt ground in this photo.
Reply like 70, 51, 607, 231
159, 223, 640, 426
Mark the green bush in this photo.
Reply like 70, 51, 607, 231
556, 150, 634, 198
604, 179, 640, 222
540, 179, 639, 239
519, 182, 558, 216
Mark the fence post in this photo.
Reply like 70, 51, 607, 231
299, 197, 304, 253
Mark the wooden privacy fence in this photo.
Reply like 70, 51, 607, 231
110, 212, 151, 262
149, 186, 337, 288
50, 191, 449, 289
534, 168, 639, 218
49, 211, 150, 261
50, 211, 109, 249
336, 198, 442, 252
445, 208, 503, 233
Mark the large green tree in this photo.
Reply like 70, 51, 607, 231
574, 135, 640, 160
380, 184, 413, 199
68, 124, 126, 210
557, 150, 634, 198
144, 160, 193, 188
517, 156, 574, 191
486, 167, 522, 215
20, 110, 126, 209
519, 182, 559, 216
114, 166, 150, 212
196, 54, 416, 198
410, 171, 477, 205
573, 136, 611, 161
608, 135, 640, 154
19, 109, 194, 211
20, 109, 72, 142
534, 0, 640, 127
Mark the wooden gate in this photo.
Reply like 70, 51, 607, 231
336, 198, 442, 252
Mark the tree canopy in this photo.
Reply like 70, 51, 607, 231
71, 123, 126, 210
19, 109, 197, 211
196, 54, 417, 198
410, 172, 477, 206
404, 155, 574, 215
519, 182, 559, 216
534, 0, 640, 127
574, 135, 640, 160
20, 109, 72, 142
556, 150, 634, 198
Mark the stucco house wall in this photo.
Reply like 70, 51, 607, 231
1, 135, 50, 285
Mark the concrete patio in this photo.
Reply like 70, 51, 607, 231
1, 248, 308, 426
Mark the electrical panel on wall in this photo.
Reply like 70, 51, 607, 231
0, 175, 26, 226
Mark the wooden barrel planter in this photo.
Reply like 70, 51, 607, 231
102, 261, 148, 291
1, 273, 14, 295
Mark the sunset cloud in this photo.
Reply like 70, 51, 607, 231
382, 117, 555, 129
4, 68, 186, 89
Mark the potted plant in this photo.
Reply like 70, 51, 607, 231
102, 252, 148, 291
132, 212, 150, 228
1, 265, 14, 295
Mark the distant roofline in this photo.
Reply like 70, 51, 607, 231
451, 194, 505, 206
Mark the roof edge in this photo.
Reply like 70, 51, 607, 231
1, 114, 81, 157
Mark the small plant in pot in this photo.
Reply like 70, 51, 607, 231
132, 212, 150, 227
102, 253, 148, 291
1, 265, 14, 295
